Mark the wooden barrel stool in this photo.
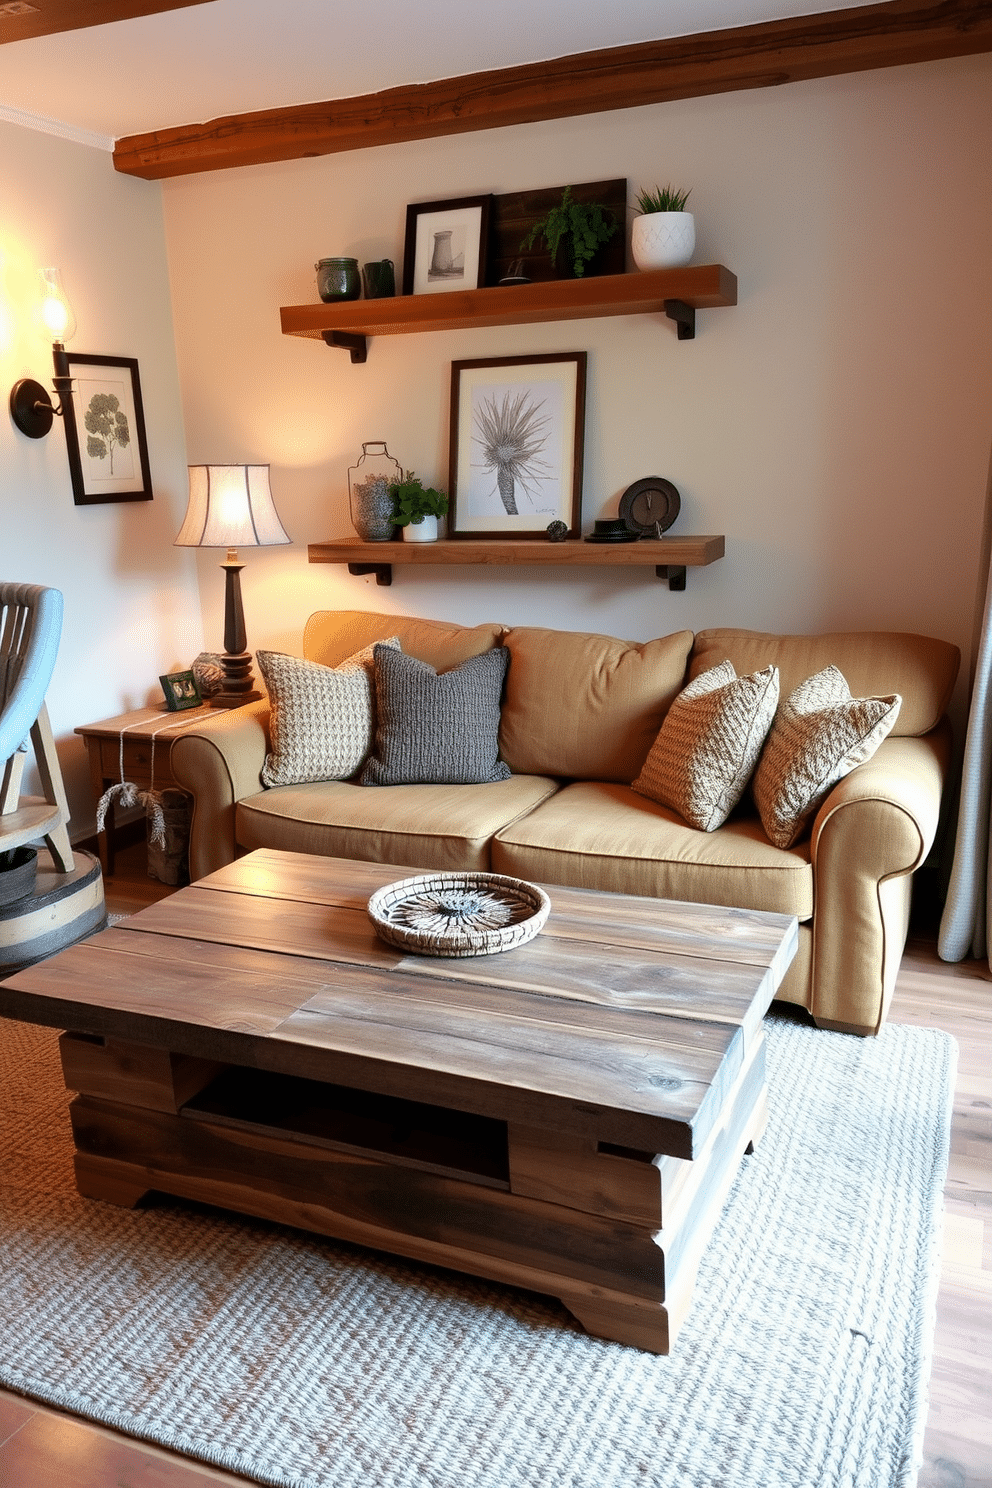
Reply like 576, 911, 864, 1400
0, 848, 105, 976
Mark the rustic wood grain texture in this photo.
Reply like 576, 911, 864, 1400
59, 1032, 223, 1113
2, 847, 797, 1352
2, 861, 985, 1478
204, 849, 796, 970
307, 534, 727, 570
0, 0, 209, 46
3, 851, 794, 1155
507, 1033, 765, 1228
281, 267, 737, 340
112, 0, 992, 178
0, 1403, 255, 1485
486, 179, 628, 284
69, 1095, 670, 1298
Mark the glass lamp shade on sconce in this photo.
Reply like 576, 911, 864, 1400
9, 267, 77, 440
175, 464, 291, 709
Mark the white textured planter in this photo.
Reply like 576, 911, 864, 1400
631, 212, 695, 270
402, 515, 439, 542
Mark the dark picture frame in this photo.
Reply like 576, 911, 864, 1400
448, 353, 586, 539
160, 670, 202, 711
402, 195, 492, 296
61, 353, 153, 506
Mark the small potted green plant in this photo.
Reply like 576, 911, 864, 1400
388, 471, 448, 543
632, 184, 695, 271
520, 186, 618, 279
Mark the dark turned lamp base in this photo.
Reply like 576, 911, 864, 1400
210, 556, 262, 709
211, 650, 262, 709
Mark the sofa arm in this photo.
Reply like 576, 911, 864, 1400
808, 722, 952, 1034
171, 700, 270, 880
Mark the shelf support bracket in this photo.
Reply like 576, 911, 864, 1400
656, 565, 687, 591
663, 299, 695, 341
347, 562, 392, 587
321, 330, 368, 364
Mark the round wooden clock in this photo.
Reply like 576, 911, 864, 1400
618, 477, 681, 537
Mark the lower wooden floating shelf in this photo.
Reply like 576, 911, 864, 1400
308, 536, 725, 591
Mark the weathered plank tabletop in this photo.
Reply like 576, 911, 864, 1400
1, 849, 798, 1351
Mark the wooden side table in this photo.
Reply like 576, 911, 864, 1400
75, 706, 213, 875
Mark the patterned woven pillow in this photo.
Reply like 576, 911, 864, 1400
258, 637, 399, 787
632, 660, 779, 831
361, 644, 512, 786
753, 665, 902, 849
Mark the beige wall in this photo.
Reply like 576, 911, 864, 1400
161, 51, 992, 712
2, 120, 202, 834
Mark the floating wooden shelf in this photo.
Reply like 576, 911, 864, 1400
282, 266, 737, 360
308, 535, 725, 591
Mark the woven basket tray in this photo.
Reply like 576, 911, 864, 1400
367, 871, 550, 958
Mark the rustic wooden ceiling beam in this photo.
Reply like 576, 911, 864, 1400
0, 0, 211, 46
113, 0, 992, 179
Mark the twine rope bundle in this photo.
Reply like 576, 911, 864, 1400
95, 708, 208, 848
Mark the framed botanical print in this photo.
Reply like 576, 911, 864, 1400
448, 352, 586, 539
402, 195, 492, 296
61, 353, 153, 505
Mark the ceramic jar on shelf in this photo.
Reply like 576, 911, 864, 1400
316, 257, 361, 302
348, 442, 400, 541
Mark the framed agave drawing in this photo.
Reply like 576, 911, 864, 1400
448, 353, 586, 539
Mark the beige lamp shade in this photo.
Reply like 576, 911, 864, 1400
174, 464, 289, 710
176, 465, 290, 549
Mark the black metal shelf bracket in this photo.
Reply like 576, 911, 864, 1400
663, 299, 695, 341
656, 564, 687, 591
322, 330, 368, 363
347, 562, 392, 586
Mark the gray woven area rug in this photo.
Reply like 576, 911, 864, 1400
0, 1014, 955, 1488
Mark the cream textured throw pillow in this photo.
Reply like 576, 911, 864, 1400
753, 665, 902, 849
258, 637, 399, 787
632, 660, 779, 831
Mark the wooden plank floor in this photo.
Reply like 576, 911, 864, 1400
1, 843, 989, 1487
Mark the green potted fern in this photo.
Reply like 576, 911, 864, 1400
632, 184, 695, 270
388, 471, 448, 543
520, 186, 618, 278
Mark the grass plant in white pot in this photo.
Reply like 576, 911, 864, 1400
632, 185, 695, 270
388, 471, 448, 543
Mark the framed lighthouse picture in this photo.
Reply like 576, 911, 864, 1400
402, 195, 492, 296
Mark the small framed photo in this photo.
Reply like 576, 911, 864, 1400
61, 353, 153, 506
160, 670, 202, 711
402, 195, 492, 296
448, 353, 587, 539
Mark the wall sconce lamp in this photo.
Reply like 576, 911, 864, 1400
9, 268, 76, 439
175, 465, 291, 709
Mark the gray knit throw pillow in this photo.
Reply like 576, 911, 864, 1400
361, 644, 512, 786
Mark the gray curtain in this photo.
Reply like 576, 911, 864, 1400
939, 531, 992, 963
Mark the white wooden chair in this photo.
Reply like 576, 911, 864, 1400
0, 582, 74, 874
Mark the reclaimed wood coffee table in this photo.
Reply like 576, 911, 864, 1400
0, 849, 797, 1354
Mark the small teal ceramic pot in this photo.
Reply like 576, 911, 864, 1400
316, 258, 361, 302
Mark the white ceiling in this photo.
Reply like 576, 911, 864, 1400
0, 0, 881, 149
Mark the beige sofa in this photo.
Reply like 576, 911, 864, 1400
172, 609, 959, 1036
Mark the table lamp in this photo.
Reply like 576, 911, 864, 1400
175, 464, 290, 708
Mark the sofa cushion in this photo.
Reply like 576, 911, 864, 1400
498, 626, 694, 781
690, 629, 958, 737
753, 665, 902, 849
632, 661, 779, 830
304, 610, 504, 672
236, 774, 560, 873
257, 638, 399, 787
361, 645, 512, 786
492, 781, 813, 920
